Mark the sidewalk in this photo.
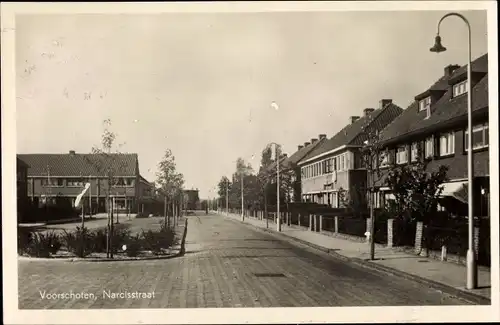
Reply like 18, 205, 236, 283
222, 212, 491, 304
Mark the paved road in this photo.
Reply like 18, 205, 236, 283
18, 212, 469, 308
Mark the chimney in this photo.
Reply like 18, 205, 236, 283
349, 116, 360, 124
319, 134, 327, 140
298, 145, 304, 150
304, 142, 311, 147
379, 99, 392, 109
69, 150, 76, 155
444, 64, 460, 77
363, 108, 374, 117
311, 138, 318, 144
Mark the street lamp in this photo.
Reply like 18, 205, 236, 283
266, 142, 282, 232
363, 139, 376, 260
430, 12, 477, 289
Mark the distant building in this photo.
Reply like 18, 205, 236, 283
265, 135, 328, 203
183, 189, 200, 210
297, 99, 403, 208
18, 151, 154, 214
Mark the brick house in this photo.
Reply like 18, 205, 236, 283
17, 157, 30, 223
376, 53, 490, 216
297, 99, 403, 208
265, 136, 327, 203
17, 151, 154, 214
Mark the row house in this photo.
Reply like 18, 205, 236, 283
266, 136, 327, 203
17, 150, 155, 214
376, 53, 490, 216
17, 157, 30, 223
297, 99, 403, 208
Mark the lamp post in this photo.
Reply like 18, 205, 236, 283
363, 139, 376, 260
430, 12, 476, 289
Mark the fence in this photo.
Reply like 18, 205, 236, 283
221, 208, 491, 267
338, 217, 366, 237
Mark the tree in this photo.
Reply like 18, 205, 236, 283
156, 149, 185, 226
86, 118, 127, 258
359, 118, 387, 261
217, 176, 231, 210
384, 150, 449, 224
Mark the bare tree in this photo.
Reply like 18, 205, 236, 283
156, 149, 184, 227
83, 119, 128, 258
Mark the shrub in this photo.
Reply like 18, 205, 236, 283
45, 231, 62, 254
135, 212, 149, 218
124, 234, 142, 257
141, 226, 176, 255
62, 226, 94, 257
24, 232, 61, 258
18, 226, 33, 255
92, 228, 108, 253
112, 225, 132, 253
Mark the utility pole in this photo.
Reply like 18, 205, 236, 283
276, 144, 281, 232
226, 180, 229, 215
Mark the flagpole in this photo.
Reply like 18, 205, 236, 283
89, 175, 92, 218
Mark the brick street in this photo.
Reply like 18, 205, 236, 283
18, 212, 470, 308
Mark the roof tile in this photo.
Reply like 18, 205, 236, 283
380, 53, 489, 144
17, 153, 138, 177
300, 103, 403, 162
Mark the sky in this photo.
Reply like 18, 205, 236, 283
15, 10, 488, 199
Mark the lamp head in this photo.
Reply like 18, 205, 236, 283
430, 35, 447, 53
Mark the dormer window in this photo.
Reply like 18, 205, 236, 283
452, 80, 467, 97
419, 96, 431, 112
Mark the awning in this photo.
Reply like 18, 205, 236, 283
439, 181, 468, 204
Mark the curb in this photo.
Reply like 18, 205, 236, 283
18, 219, 190, 263
224, 214, 491, 305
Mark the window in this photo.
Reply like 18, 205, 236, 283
439, 132, 455, 156
411, 142, 419, 162
452, 80, 467, 97
67, 178, 84, 187
379, 151, 389, 167
324, 158, 331, 173
396, 146, 408, 164
340, 154, 345, 171
425, 136, 434, 158
41, 178, 64, 187
465, 122, 489, 151
419, 96, 431, 112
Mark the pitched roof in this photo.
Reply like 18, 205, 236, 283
379, 53, 489, 145
17, 153, 138, 177
264, 138, 326, 174
17, 157, 30, 169
300, 102, 403, 163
